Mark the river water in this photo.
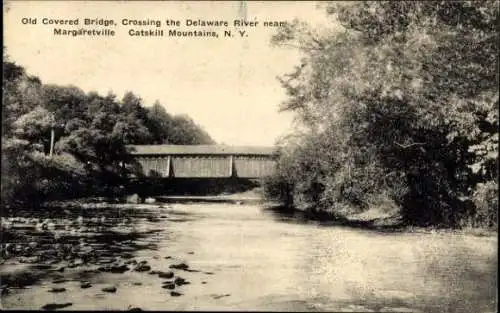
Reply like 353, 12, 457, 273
1, 202, 497, 312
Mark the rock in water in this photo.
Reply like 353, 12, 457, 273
170, 291, 182, 297
41, 303, 73, 310
174, 277, 189, 286
33, 264, 53, 270
133, 264, 151, 272
109, 264, 130, 273
19, 256, 39, 264
48, 287, 66, 293
80, 281, 92, 289
102, 286, 117, 293
125, 259, 138, 265
68, 259, 84, 268
158, 271, 174, 279
161, 283, 176, 290
125, 194, 142, 204
211, 294, 231, 299
185, 268, 201, 273
144, 197, 156, 204
97, 257, 116, 265
54, 266, 65, 272
169, 263, 189, 270
122, 253, 134, 259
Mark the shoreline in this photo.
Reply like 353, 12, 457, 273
4, 194, 497, 238
264, 205, 498, 238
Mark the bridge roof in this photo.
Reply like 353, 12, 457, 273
127, 145, 277, 156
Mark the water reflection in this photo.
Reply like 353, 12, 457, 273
264, 207, 497, 313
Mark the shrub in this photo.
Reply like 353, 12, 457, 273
471, 180, 498, 228
262, 172, 294, 207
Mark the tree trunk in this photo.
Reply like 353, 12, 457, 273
49, 128, 55, 157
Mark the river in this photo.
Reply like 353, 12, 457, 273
0, 202, 497, 312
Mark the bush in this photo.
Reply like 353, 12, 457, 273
471, 180, 498, 228
262, 173, 294, 207
1, 141, 94, 208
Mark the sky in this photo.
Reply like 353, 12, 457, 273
4, 1, 332, 146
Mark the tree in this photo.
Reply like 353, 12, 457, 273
41, 85, 87, 122
2, 58, 43, 136
269, 1, 499, 226
2, 53, 217, 207
12, 106, 55, 153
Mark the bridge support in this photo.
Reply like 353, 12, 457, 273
166, 155, 171, 177
229, 155, 234, 177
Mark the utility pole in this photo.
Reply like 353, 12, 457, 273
49, 113, 62, 158
49, 127, 55, 157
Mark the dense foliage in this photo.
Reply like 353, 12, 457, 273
265, 1, 498, 228
2, 54, 214, 206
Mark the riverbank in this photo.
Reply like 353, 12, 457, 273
34, 188, 498, 239
265, 204, 497, 238
345, 207, 497, 237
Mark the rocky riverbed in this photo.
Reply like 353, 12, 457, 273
0, 201, 226, 310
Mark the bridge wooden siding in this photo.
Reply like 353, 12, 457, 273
128, 145, 277, 178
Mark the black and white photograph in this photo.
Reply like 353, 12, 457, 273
1, 1, 498, 311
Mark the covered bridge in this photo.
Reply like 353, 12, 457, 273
127, 145, 277, 178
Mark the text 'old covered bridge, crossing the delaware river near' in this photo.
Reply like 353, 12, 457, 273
127, 145, 278, 178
